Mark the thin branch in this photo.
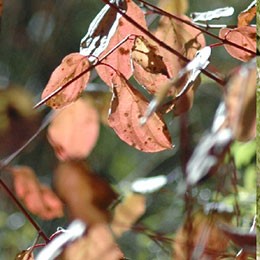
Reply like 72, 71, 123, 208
33, 35, 133, 109
137, 0, 256, 56
101, 0, 226, 86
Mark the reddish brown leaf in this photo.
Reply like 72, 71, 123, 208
95, 0, 147, 87
158, 0, 188, 14
173, 211, 232, 259
10, 166, 64, 220
111, 193, 146, 237
219, 26, 256, 61
238, 4, 256, 27
60, 224, 124, 260
108, 74, 172, 152
225, 60, 256, 141
48, 98, 99, 161
219, 223, 256, 254
0, 87, 40, 157
41, 53, 90, 109
54, 161, 118, 225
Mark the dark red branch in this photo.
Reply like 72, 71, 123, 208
101, 0, 226, 86
137, 0, 256, 56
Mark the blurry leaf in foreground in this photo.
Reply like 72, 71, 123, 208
0, 87, 40, 157
219, 26, 256, 61
173, 210, 232, 259
41, 53, 90, 109
190, 7, 234, 22
10, 166, 64, 220
59, 224, 124, 260
111, 193, 146, 237
158, 0, 188, 14
48, 98, 99, 161
108, 74, 172, 152
36, 220, 86, 260
224, 59, 256, 141
218, 223, 256, 254
54, 161, 118, 225
186, 128, 233, 186
237, 1, 256, 27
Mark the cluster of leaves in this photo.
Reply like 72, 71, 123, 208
0, 0, 257, 259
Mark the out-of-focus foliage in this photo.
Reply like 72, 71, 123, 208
0, 0, 256, 259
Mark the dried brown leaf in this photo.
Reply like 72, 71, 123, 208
225, 60, 256, 141
219, 26, 256, 62
0, 87, 40, 157
133, 15, 204, 115
60, 224, 124, 260
48, 98, 99, 161
131, 36, 169, 77
111, 193, 146, 237
41, 53, 90, 109
238, 4, 256, 27
108, 74, 172, 152
158, 0, 188, 14
219, 223, 256, 254
173, 211, 232, 259
95, 0, 147, 87
54, 161, 118, 225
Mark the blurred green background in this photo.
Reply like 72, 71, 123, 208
0, 0, 255, 259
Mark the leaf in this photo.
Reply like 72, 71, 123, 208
47, 98, 99, 161
79, 0, 127, 61
158, 0, 188, 14
225, 59, 256, 141
41, 53, 90, 109
238, 1, 256, 27
95, 0, 147, 87
10, 166, 64, 220
131, 36, 169, 77
219, 26, 256, 62
218, 223, 256, 254
133, 15, 205, 115
108, 74, 172, 152
173, 210, 232, 259
190, 7, 234, 22
111, 193, 146, 237
60, 224, 124, 260
141, 47, 211, 124
54, 161, 118, 225
0, 87, 40, 157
